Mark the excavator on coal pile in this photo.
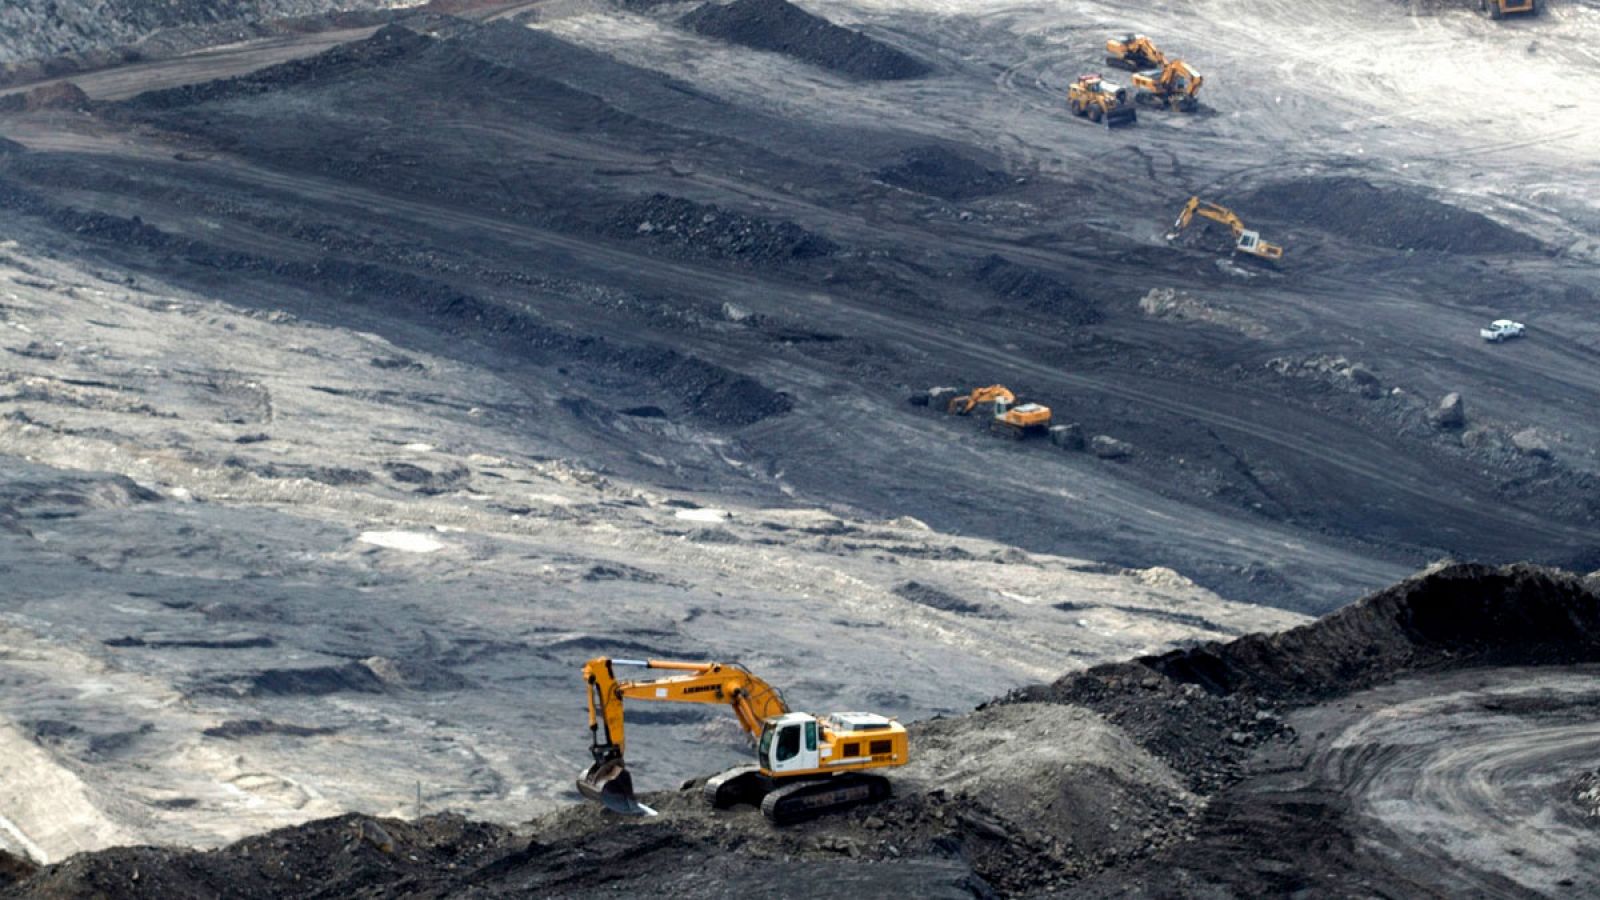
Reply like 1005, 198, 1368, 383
1105, 34, 1166, 71
577, 657, 908, 825
947, 384, 1052, 438
1131, 60, 1203, 112
1167, 197, 1284, 263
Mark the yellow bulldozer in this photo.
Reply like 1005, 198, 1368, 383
947, 384, 1053, 438
1067, 74, 1137, 128
1480, 0, 1536, 18
1167, 197, 1284, 263
577, 657, 907, 825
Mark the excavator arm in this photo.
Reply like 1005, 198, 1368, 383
579, 657, 789, 815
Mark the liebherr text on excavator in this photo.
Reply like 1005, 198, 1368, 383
577, 657, 908, 825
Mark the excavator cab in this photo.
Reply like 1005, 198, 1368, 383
1234, 230, 1284, 261
759, 713, 820, 773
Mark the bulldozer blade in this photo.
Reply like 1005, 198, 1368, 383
1106, 109, 1138, 128
577, 759, 656, 817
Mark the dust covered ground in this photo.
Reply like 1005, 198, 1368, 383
2, 0, 1598, 615
0, 0, 1598, 892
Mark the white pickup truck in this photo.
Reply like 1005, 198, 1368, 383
1480, 319, 1525, 343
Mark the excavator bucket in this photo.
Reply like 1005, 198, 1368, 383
577, 757, 656, 816
1105, 106, 1138, 128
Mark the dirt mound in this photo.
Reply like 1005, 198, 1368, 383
22, 82, 90, 111
201, 720, 339, 739
0, 82, 90, 113
972, 255, 1100, 325
0, 850, 37, 887
120, 24, 434, 111
1010, 563, 1600, 791
681, 0, 930, 81
1145, 562, 1600, 701
613, 193, 837, 262
11, 814, 512, 899
876, 146, 1012, 201
1239, 176, 1543, 254
894, 580, 985, 615
0, 472, 162, 521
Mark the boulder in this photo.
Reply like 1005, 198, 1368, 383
1346, 364, 1382, 398
1049, 423, 1086, 451
1511, 429, 1551, 458
1091, 435, 1132, 460
1429, 392, 1465, 430
926, 386, 958, 413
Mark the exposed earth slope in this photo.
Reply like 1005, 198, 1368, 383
4, 564, 1596, 897
0, 0, 1598, 893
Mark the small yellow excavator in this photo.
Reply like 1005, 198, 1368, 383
1131, 60, 1202, 112
577, 657, 908, 825
1105, 34, 1166, 71
1167, 197, 1284, 263
1481, 0, 1536, 18
947, 385, 1052, 438
1067, 74, 1138, 127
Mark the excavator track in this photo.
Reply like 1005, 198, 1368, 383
703, 764, 766, 809
760, 773, 891, 826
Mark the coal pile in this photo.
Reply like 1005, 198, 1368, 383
118, 24, 435, 112
0, 0, 403, 74
0, 850, 35, 889
1010, 563, 1600, 789
876, 146, 1013, 201
894, 580, 987, 615
1144, 562, 1600, 700
9, 814, 514, 899
1240, 176, 1544, 254
0, 82, 91, 114
613, 193, 837, 262
681, 0, 931, 81
972, 255, 1101, 325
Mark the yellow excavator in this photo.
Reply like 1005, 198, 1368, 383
577, 657, 908, 825
1131, 60, 1202, 112
947, 385, 1052, 438
1167, 197, 1284, 263
1481, 0, 1536, 18
1105, 34, 1166, 71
